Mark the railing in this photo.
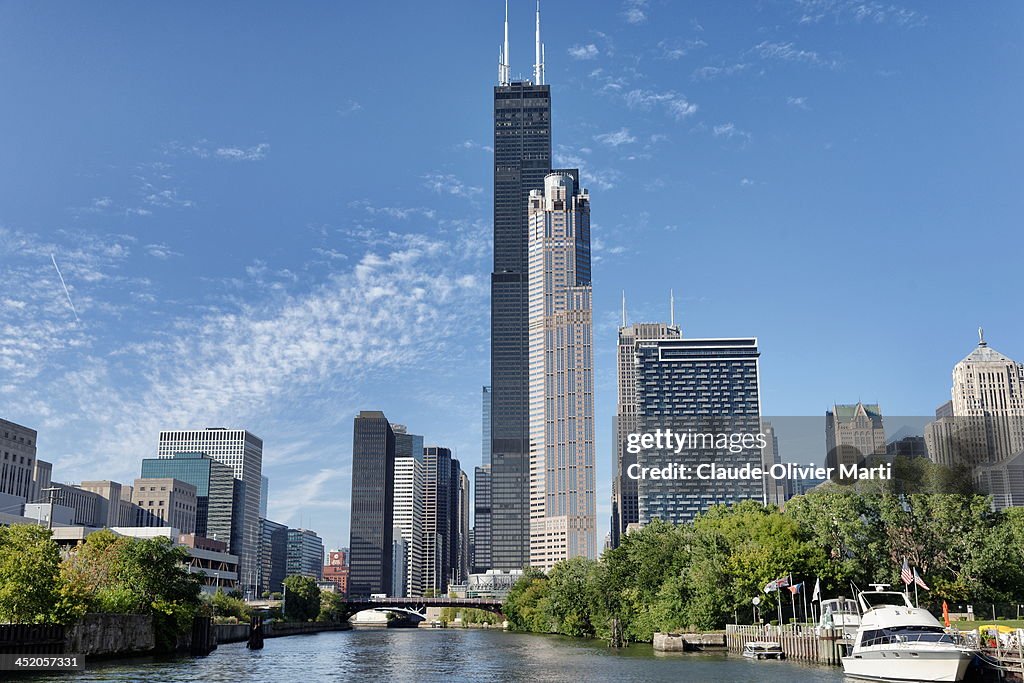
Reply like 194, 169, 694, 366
0, 624, 66, 654
726, 624, 847, 665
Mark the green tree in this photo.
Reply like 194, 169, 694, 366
210, 589, 250, 622
317, 591, 347, 623
0, 525, 80, 624
503, 567, 552, 633
282, 576, 321, 622
544, 557, 597, 637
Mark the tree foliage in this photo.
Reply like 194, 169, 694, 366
282, 575, 321, 622
0, 525, 78, 624
503, 487, 1024, 642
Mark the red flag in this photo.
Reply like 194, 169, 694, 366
942, 601, 950, 628
900, 558, 913, 585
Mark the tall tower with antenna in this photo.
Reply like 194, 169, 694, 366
488, 1, 556, 571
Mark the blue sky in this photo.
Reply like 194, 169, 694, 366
1, 1, 1021, 551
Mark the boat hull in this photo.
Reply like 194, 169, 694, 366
841, 648, 973, 682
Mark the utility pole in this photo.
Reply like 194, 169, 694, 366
41, 487, 62, 530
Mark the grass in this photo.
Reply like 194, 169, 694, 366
952, 619, 1024, 630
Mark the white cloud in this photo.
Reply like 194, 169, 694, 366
568, 44, 600, 60
624, 89, 699, 120
594, 128, 637, 147
145, 243, 182, 260
422, 173, 482, 199
795, 0, 924, 27
657, 38, 707, 60
691, 63, 749, 81
713, 123, 752, 142
337, 100, 363, 116
787, 96, 809, 109
751, 41, 839, 68
621, 0, 648, 24
214, 143, 269, 161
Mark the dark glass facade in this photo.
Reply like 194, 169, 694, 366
259, 517, 288, 594
490, 81, 551, 569
348, 411, 395, 597
423, 446, 453, 593
140, 451, 242, 555
635, 338, 763, 525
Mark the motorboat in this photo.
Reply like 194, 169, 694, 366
841, 586, 976, 682
742, 640, 784, 659
816, 596, 861, 639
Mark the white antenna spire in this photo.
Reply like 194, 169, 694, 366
534, 1, 545, 85
499, 0, 511, 85
670, 289, 676, 327
621, 290, 627, 328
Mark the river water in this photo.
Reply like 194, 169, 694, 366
26, 629, 849, 682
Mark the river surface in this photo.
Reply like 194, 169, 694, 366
25, 628, 850, 682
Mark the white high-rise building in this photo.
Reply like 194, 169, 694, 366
158, 428, 263, 596
927, 331, 1024, 508
392, 454, 424, 597
527, 172, 596, 570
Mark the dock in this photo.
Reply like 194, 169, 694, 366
726, 624, 847, 665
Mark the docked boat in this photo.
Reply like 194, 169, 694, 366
841, 586, 975, 682
816, 596, 861, 639
742, 641, 784, 659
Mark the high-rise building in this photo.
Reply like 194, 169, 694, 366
634, 337, 763, 525
131, 478, 198, 532
926, 331, 1024, 507
348, 411, 395, 597
322, 549, 349, 595
392, 448, 424, 597
258, 518, 288, 595
610, 318, 681, 549
1, 418, 38, 502
473, 464, 491, 573
760, 422, 789, 506
825, 403, 886, 471
141, 452, 244, 554
157, 428, 263, 595
458, 469, 471, 583
489, 4, 553, 571
423, 445, 454, 593
474, 387, 493, 573
526, 172, 596, 569
286, 528, 324, 579
260, 475, 269, 519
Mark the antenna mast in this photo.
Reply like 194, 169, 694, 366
670, 289, 676, 327
499, 0, 511, 85
534, 1, 545, 85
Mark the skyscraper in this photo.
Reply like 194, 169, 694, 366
258, 518, 288, 594
393, 447, 424, 597
157, 428, 263, 593
489, 3, 552, 570
527, 172, 596, 569
423, 445, 454, 593
1, 418, 38, 503
348, 411, 396, 597
634, 337, 763, 525
610, 317, 681, 548
286, 527, 325, 579
825, 403, 886, 471
474, 387, 492, 572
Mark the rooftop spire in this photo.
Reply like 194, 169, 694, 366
534, 1, 545, 85
670, 289, 676, 327
979, 326, 986, 347
621, 290, 627, 328
499, 0, 511, 85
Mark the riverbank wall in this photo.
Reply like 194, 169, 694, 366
214, 620, 350, 644
653, 632, 726, 652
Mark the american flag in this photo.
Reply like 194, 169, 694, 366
913, 568, 930, 591
900, 558, 914, 585
763, 576, 790, 593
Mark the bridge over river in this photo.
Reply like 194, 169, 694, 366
344, 597, 504, 618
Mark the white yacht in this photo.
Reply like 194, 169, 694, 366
841, 587, 976, 682
816, 596, 861, 639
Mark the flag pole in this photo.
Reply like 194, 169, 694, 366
802, 584, 809, 625
789, 574, 796, 625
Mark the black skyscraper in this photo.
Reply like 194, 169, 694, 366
348, 411, 395, 597
490, 78, 551, 570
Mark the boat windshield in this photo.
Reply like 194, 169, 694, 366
822, 599, 858, 614
860, 592, 911, 609
860, 625, 955, 647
